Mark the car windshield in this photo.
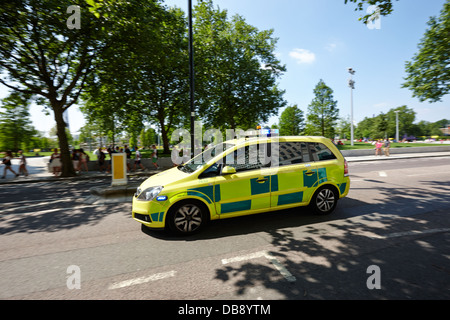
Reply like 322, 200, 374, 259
177, 142, 236, 174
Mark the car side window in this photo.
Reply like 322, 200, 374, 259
278, 142, 312, 166
309, 143, 337, 161
223, 143, 270, 173
199, 162, 221, 178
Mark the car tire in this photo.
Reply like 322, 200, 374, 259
310, 185, 338, 215
167, 200, 208, 235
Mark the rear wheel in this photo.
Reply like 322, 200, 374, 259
167, 200, 208, 235
310, 185, 338, 215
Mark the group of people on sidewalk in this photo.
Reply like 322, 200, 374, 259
49, 144, 160, 176
1, 150, 29, 179
49, 147, 89, 176
374, 139, 391, 156
1, 145, 161, 179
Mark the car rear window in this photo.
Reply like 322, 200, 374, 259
309, 143, 337, 161
278, 142, 311, 165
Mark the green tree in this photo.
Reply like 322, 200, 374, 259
434, 119, 450, 128
403, 1, 450, 103
374, 112, 388, 139
337, 116, 352, 140
305, 80, 339, 138
355, 116, 376, 139
415, 120, 441, 137
279, 105, 305, 136
194, 0, 287, 131
0, 0, 111, 176
386, 105, 416, 138
0, 92, 35, 153
141, 127, 156, 148
82, 4, 188, 154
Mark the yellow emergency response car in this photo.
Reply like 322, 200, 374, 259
132, 136, 350, 235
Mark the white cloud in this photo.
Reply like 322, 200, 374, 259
325, 43, 337, 52
289, 48, 316, 64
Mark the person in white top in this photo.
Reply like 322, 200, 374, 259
18, 150, 28, 176
133, 147, 146, 171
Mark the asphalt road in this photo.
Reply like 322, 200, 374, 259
1, 157, 449, 301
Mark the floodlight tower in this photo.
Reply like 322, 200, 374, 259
348, 68, 356, 146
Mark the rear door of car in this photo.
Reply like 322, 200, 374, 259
270, 141, 320, 209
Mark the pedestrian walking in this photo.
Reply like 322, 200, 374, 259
151, 144, 159, 169
383, 139, 391, 156
49, 148, 62, 176
375, 140, 383, 156
72, 148, 80, 173
97, 147, 106, 173
124, 145, 132, 172
79, 148, 89, 173
1, 150, 19, 179
18, 150, 29, 176
133, 147, 146, 171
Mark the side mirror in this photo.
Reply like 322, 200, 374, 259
222, 166, 236, 175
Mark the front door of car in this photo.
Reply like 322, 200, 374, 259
212, 143, 272, 217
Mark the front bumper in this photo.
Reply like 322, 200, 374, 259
132, 196, 166, 229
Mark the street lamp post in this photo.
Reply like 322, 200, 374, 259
188, 0, 195, 159
348, 68, 356, 146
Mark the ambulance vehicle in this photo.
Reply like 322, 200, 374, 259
132, 136, 350, 235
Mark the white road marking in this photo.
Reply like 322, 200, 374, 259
108, 270, 177, 290
378, 171, 387, 177
221, 251, 267, 265
369, 228, 450, 240
222, 250, 296, 283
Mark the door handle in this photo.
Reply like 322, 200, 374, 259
256, 178, 268, 183
305, 170, 315, 176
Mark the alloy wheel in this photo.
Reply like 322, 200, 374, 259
173, 204, 203, 233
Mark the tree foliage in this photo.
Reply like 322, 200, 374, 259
81, 2, 189, 154
305, 80, 339, 138
354, 105, 445, 139
278, 105, 305, 136
344, 0, 397, 23
0, 0, 110, 175
194, 0, 287, 131
0, 92, 35, 152
403, 0, 450, 103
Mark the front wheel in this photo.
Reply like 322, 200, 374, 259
167, 201, 208, 235
310, 186, 338, 215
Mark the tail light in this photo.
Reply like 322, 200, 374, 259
344, 159, 349, 177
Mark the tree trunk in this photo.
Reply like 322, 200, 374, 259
159, 120, 170, 155
53, 102, 76, 177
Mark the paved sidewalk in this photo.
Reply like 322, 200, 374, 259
0, 156, 155, 184
345, 151, 450, 162
1, 151, 450, 185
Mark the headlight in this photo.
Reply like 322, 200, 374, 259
135, 186, 163, 201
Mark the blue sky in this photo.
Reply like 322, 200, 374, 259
1, 0, 449, 135
165, 0, 449, 129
